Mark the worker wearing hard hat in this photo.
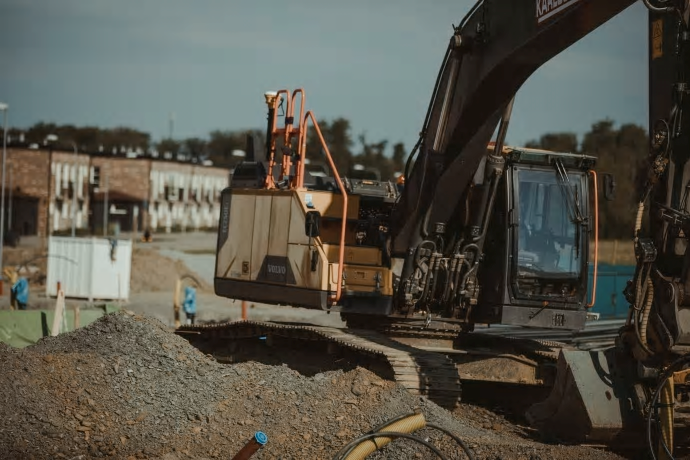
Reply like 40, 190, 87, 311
11, 277, 29, 310
396, 174, 405, 192
183, 286, 197, 325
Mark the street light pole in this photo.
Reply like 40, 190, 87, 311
8, 163, 12, 232
44, 134, 58, 246
103, 171, 109, 237
70, 142, 78, 238
0, 102, 9, 289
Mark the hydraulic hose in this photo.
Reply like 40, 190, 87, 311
452, 259, 472, 302
630, 264, 653, 354
635, 201, 645, 241
427, 423, 476, 459
657, 377, 675, 460
646, 354, 690, 460
370, 412, 420, 432
442, 256, 459, 302
334, 412, 427, 460
427, 254, 443, 303
333, 411, 476, 460
642, 0, 676, 13
340, 432, 447, 460
640, 278, 655, 351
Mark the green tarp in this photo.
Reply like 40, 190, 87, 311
0, 305, 120, 348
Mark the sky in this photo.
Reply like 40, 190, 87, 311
0, 0, 648, 153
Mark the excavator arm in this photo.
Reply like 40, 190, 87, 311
392, 0, 637, 254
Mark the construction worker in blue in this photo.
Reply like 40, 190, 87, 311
11, 277, 29, 310
182, 286, 197, 325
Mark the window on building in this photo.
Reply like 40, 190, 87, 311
91, 166, 101, 187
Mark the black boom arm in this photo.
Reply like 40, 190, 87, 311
391, 0, 637, 255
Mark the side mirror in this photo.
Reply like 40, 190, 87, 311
305, 210, 321, 238
602, 173, 616, 201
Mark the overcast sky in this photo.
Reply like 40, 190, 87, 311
0, 0, 647, 152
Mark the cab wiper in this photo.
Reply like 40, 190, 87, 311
554, 159, 584, 256
554, 159, 584, 224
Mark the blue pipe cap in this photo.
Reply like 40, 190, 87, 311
254, 431, 268, 446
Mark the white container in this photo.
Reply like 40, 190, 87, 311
46, 236, 132, 301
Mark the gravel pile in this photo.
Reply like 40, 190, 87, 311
0, 311, 626, 460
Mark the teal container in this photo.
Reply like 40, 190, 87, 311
586, 263, 635, 319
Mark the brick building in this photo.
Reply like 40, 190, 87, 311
148, 162, 228, 233
3, 147, 231, 237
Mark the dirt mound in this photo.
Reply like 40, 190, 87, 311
0, 312, 624, 460
130, 248, 212, 294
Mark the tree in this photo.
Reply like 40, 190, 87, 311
305, 117, 354, 174
16, 122, 150, 153
527, 119, 649, 239
392, 142, 407, 174
349, 134, 405, 181
156, 139, 182, 156
206, 129, 264, 168
525, 132, 578, 153
182, 137, 208, 161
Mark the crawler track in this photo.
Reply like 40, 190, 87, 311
176, 320, 463, 408
176, 320, 570, 410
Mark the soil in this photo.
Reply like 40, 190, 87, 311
129, 248, 212, 294
0, 311, 627, 460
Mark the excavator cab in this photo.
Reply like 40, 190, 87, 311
473, 147, 598, 330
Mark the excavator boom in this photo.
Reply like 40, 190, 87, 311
392, 0, 636, 254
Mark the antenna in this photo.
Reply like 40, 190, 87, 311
169, 111, 175, 139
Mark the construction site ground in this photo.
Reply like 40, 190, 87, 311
0, 232, 659, 459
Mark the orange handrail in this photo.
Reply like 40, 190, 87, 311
264, 88, 309, 190
296, 97, 310, 189
296, 123, 308, 188
291, 89, 305, 135
290, 89, 306, 188
587, 169, 599, 308
303, 111, 347, 304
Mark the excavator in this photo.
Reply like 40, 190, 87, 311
202, 0, 690, 457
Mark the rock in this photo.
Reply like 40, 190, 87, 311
0, 311, 619, 460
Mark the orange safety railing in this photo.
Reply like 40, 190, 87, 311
302, 110, 347, 304
260, 88, 346, 304
587, 169, 599, 308
264, 88, 307, 189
